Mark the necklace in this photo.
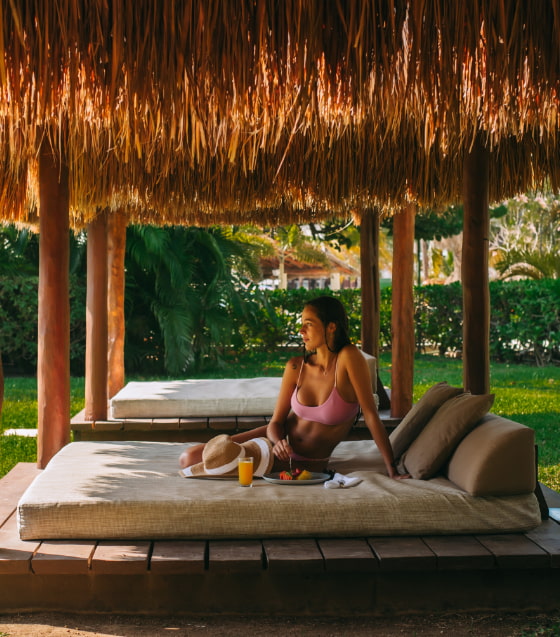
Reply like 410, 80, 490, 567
319, 355, 336, 376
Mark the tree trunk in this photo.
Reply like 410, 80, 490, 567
391, 204, 416, 417
462, 136, 490, 394
37, 141, 70, 468
107, 212, 127, 399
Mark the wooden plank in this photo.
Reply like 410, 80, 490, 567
92, 420, 123, 431
150, 418, 181, 431
318, 538, 378, 572
91, 541, 151, 574
476, 534, 550, 569
179, 417, 208, 430
0, 463, 41, 527
122, 418, 154, 431
208, 540, 263, 573
263, 539, 324, 573
526, 520, 560, 567
208, 416, 237, 431
367, 537, 437, 570
150, 540, 206, 574
422, 535, 494, 570
0, 514, 40, 574
32, 540, 94, 574
236, 416, 268, 431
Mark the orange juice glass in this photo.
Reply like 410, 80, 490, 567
238, 457, 254, 487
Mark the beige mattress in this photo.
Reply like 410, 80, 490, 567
17, 440, 541, 540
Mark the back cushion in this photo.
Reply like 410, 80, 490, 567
389, 382, 463, 459
447, 414, 536, 496
401, 392, 495, 480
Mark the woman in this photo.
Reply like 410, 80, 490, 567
179, 295, 408, 479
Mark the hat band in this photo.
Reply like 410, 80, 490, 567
252, 437, 271, 476
204, 447, 245, 475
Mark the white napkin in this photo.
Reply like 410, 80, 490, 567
324, 472, 362, 489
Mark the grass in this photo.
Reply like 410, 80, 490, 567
1, 351, 559, 491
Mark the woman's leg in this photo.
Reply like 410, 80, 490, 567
178, 424, 269, 468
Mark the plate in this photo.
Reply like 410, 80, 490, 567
262, 472, 330, 485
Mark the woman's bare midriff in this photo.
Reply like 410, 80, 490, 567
282, 411, 355, 464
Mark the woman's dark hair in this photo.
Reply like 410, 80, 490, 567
304, 295, 352, 353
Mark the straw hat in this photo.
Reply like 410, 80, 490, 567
181, 434, 274, 478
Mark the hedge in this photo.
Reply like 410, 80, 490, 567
1, 277, 558, 374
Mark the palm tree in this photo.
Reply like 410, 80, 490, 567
270, 224, 329, 289
125, 225, 271, 374
491, 192, 560, 280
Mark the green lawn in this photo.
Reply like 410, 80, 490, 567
1, 352, 559, 491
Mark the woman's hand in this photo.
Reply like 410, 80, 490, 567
272, 438, 293, 462
389, 466, 411, 480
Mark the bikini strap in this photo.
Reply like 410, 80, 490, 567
296, 358, 305, 387
333, 355, 339, 387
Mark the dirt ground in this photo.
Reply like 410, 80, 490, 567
1, 612, 560, 637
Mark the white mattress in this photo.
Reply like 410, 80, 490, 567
17, 440, 541, 540
110, 377, 283, 418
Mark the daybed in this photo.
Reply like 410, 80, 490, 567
17, 383, 541, 541
108, 351, 378, 420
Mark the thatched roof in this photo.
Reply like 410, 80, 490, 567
1, 1, 559, 227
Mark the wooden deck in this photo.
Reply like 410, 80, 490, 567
1, 463, 560, 615
70, 410, 401, 442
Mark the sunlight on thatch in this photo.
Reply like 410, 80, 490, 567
0, 1, 558, 227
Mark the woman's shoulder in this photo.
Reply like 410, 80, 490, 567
284, 354, 304, 373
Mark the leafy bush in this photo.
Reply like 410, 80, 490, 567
0, 276, 86, 375
1, 277, 558, 374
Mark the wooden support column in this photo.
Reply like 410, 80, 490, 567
390, 204, 415, 418
85, 211, 108, 420
360, 209, 381, 358
38, 142, 70, 467
359, 208, 391, 409
107, 212, 127, 399
462, 136, 490, 394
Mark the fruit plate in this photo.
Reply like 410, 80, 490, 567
262, 472, 331, 485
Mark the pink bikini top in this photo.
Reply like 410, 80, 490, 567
290, 358, 360, 426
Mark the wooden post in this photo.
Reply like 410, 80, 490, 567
359, 208, 391, 409
85, 211, 108, 420
391, 203, 416, 417
360, 209, 380, 359
462, 136, 490, 394
38, 142, 70, 467
107, 212, 127, 399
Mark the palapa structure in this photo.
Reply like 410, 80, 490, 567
0, 1, 559, 465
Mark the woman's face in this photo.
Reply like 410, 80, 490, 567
300, 306, 334, 351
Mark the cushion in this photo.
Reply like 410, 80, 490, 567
447, 413, 536, 495
17, 439, 541, 540
110, 351, 377, 419
401, 392, 495, 479
389, 382, 463, 459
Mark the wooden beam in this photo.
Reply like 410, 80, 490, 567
462, 137, 490, 394
107, 212, 127, 399
85, 212, 108, 420
37, 142, 71, 468
390, 204, 415, 417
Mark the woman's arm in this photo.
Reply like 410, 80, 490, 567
342, 346, 409, 479
266, 357, 300, 461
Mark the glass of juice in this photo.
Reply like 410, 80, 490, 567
238, 457, 254, 487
